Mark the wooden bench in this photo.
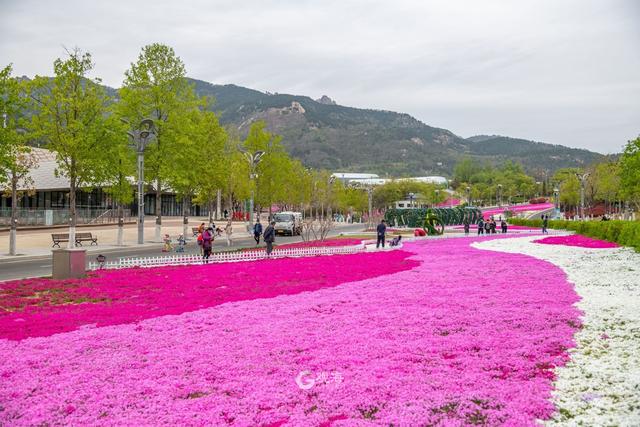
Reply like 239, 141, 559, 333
51, 233, 70, 248
75, 232, 98, 246
51, 232, 98, 248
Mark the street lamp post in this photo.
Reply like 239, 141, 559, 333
367, 185, 373, 229
466, 186, 471, 206
575, 173, 590, 220
327, 176, 336, 221
408, 192, 415, 209
126, 119, 155, 245
243, 150, 265, 226
497, 184, 503, 207
553, 187, 560, 218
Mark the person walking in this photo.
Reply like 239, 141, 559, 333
484, 219, 491, 235
376, 219, 387, 248
263, 221, 276, 255
253, 220, 263, 245
202, 227, 213, 263
224, 220, 233, 246
477, 218, 484, 235
463, 219, 470, 236
542, 215, 549, 234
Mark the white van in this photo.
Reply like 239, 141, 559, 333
273, 211, 303, 236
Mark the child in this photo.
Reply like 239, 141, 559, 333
176, 234, 186, 252
162, 234, 173, 252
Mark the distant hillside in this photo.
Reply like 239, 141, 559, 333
465, 135, 604, 174
188, 79, 605, 176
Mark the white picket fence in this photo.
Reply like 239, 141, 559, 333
88, 243, 368, 270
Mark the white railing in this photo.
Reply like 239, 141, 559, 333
89, 243, 368, 270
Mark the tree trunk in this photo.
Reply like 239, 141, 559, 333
216, 189, 222, 221
182, 196, 189, 241
209, 200, 214, 225
155, 178, 162, 242
117, 203, 124, 246
9, 172, 18, 256
68, 171, 77, 249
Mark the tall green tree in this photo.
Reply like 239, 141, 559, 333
553, 168, 581, 212
169, 108, 226, 236
30, 49, 116, 247
102, 115, 135, 245
243, 121, 291, 216
0, 64, 35, 255
593, 161, 621, 214
619, 136, 640, 211
119, 43, 201, 241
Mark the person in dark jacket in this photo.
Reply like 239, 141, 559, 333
463, 219, 470, 236
263, 221, 276, 255
501, 220, 508, 233
202, 227, 213, 263
477, 218, 484, 235
376, 219, 387, 248
542, 215, 549, 234
253, 220, 263, 245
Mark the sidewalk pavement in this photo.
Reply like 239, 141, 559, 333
0, 218, 253, 261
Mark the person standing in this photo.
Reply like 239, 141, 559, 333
376, 219, 387, 248
501, 220, 508, 233
224, 220, 233, 246
463, 219, 470, 236
477, 218, 484, 235
263, 221, 276, 255
542, 215, 549, 234
202, 227, 213, 263
253, 220, 263, 245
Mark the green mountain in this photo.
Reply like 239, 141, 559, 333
464, 135, 604, 175
188, 78, 604, 176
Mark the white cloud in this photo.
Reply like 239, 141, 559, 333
1, 0, 638, 153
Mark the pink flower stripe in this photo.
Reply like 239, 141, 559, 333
450, 224, 537, 231
276, 238, 365, 249
482, 203, 554, 219
0, 250, 418, 341
0, 236, 581, 425
534, 234, 619, 248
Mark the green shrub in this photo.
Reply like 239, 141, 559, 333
509, 218, 640, 251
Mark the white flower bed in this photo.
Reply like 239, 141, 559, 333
473, 236, 640, 426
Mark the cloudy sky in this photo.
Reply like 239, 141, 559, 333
1, 0, 638, 153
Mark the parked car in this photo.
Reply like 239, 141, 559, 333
273, 212, 303, 236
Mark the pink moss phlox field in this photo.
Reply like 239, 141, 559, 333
0, 250, 417, 340
534, 234, 619, 248
0, 236, 581, 425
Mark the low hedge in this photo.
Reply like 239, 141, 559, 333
509, 218, 640, 251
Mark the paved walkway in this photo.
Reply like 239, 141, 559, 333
0, 218, 252, 260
